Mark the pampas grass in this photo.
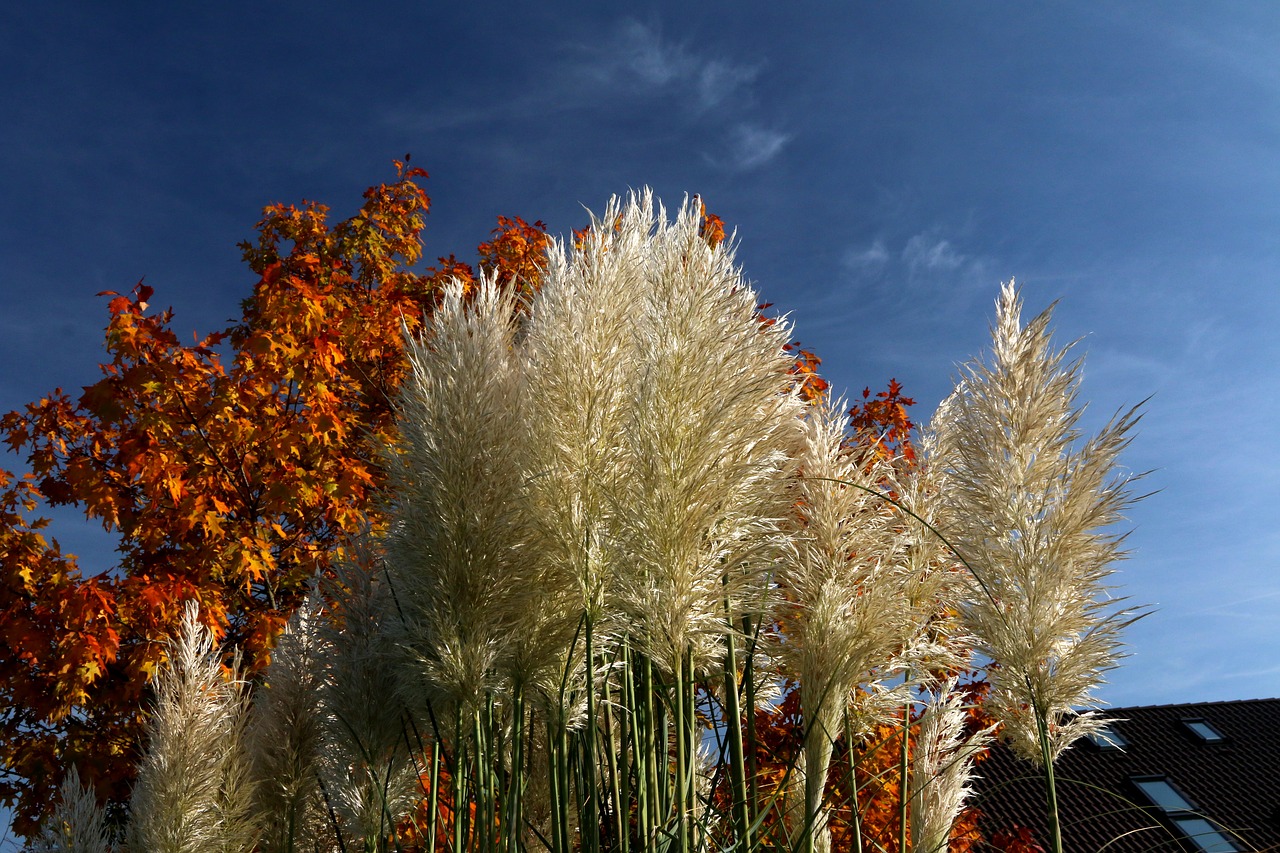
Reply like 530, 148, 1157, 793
29, 768, 112, 853
29, 199, 1147, 853
610, 194, 802, 677
602, 193, 802, 853
247, 588, 329, 853
127, 602, 257, 853
931, 281, 1141, 764
909, 681, 993, 853
383, 277, 535, 718
317, 546, 419, 851
930, 280, 1143, 853
776, 397, 925, 853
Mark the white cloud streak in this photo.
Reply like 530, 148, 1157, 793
724, 123, 790, 170
902, 233, 965, 273
592, 19, 759, 109
583, 20, 791, 171
843, 239, 890, 269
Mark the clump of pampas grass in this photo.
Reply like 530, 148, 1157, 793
245, 587, 331, 853
909, 680, 993, 853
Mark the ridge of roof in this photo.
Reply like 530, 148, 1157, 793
1102, 696, 1280, 713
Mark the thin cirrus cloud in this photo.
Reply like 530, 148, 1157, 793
901, 233, 965, 273
843, 233, 970, 276
588, 18, 760, 109
394, 19, 794, 172
722, 123, 791, 170
581, 20, 791, 171
385, 19, 764, 137
843, 238, 890, 270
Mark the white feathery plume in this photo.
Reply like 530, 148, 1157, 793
896, 427, 977, 686
930, 280, 1142, 763
516, 196, 651, 709
29, 767, 112, 853
245, 586, 330, 853
383, 276, 534, 715
909, 680, 993, 853
316, 544, 419, 849
775, 396, 924, 853
522, 195, 644, 620
127, 602, 258, 853
610, 192, 804, 675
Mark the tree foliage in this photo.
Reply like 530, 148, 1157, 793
0, 163, 542, 834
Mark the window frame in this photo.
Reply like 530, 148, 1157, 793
1181, 717, 1227, 744
1130, 775, 1195, 813
1169, 816, 1240, 852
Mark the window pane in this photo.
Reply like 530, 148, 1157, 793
1183, 719, 1225, 743
1086, 724, 1127, 749
1173, 817, 1239, 852
1133, 778, 1193, 812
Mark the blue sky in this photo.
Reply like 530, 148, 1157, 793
3, 0, 1279, 751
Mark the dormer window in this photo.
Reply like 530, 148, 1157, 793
1182, 718, 1226, 743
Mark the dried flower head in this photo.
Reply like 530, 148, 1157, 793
127, 602, 257, 853
383, 277, 534, 714
316, 545, 419, 848
29, 767, 112, 853
910, 680, 994, 853
607, 192, 804, 674
776, 396, 929, 852
245, 586, 329, 853
931, 281, 1142, 763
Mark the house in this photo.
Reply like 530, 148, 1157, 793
972, 698, 1280, 852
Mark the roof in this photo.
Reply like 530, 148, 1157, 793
972, 698, 1280, 852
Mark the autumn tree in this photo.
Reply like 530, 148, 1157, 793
0, 163, 560, 836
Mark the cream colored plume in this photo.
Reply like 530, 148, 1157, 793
315, 547, 419, 849
607, 192, 804, 675
515, 193, 654, 708
127, 603, 257, 853
246, 587, 329, 853
383, 276, 535, 714
776, 396, 930, 853
29, 767, 112, 853
931, 280, 1142, 763
909, 681, 993, 853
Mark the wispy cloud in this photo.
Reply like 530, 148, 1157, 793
616, 22, 692, 86
902, 233, 965, 273
385, 18, 791, 178
697, 60, 759, 110
581, 20, 789, 171
843, 239, 890, 270
722, 123, 790, 170
832, 229, 1001, 337
586, 19, 759, 110
383, 20, 761, 135
842, 230, 990, 287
